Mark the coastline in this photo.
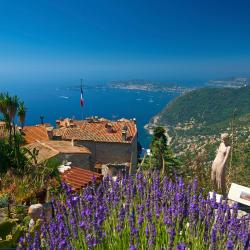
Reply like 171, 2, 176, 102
108, 84, 194, 95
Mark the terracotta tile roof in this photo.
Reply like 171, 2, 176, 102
25, 141, 91, 163
23, 125, 49, 144
53, 118, 137, 144
42, 140, 91, 154
61, 167, 103, 190
25, 142, 59, 163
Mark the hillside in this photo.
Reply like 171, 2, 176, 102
146, 86, 250, 188
157, 85, 250, 127
147, 86, 250, 172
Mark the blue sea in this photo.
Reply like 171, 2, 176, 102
0, 83, 178, 148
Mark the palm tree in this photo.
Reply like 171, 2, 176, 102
18, 101, 27, 129
4, 95, 17, 144
0, 93, 11, 143
0, 92, 28, 172
7, 95, 19, 123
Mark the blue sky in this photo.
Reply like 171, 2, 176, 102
0, 0, 250, 84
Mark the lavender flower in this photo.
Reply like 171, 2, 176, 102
176, 242, 186, 250
18, 174, 249, 249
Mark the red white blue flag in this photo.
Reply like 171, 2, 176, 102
80, 84, 84, 107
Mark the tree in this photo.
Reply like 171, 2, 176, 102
7, 95, 19, 123
17, 101, 27, 129
0, 93, 27, 174
150, 126, 179, 176
151, 126, 167, 145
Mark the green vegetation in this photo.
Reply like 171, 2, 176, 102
141, 126, 184, 178
0, 93, 28, 174
1, 158, 60, 204
150, 86, 250, 190
0, 93, 60, 198
158, 86, 250, 131
0, 90, 250, 249
0, 93, 61, 248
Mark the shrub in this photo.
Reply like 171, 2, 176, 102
0, 194, 9, 208
0, 220, 16, 239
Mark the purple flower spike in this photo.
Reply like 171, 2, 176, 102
129, 243, 136, 250
17, 172, 249, 249
176, 242, 186, 250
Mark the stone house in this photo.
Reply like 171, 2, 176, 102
53, 117, 138, 175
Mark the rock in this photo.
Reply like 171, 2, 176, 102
237, 210, 248, 218
28, 204, 43, 221
28, 202, 53, 224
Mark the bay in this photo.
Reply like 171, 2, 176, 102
0, 84, 178, 147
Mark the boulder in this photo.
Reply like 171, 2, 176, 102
28, 202, 52, 229
28, 204, 43, 221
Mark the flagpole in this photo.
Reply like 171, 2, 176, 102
81, 78, 83, 120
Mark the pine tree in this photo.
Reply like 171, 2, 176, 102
150, 126, 180, 177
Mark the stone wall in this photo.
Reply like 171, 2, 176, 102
130, 136, 138, 174
56, 153, 91, 170
75, 139, 138, 173
95, 142, 131, 163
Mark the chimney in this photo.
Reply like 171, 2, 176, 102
122, 125, 128, 141
122, 130, 127, 141
86, 117, 94, 123
46, 127, 54, 139
106, 123, 113, 133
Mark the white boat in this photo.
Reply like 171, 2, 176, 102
59, 96, 69, 99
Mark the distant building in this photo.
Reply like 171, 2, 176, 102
53, 117, 138, 175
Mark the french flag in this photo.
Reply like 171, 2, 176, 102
80, 84, 84, 107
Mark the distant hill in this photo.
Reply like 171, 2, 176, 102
157, 85, 250, 129
107, 80, 196, 94
206, 77, 250, 88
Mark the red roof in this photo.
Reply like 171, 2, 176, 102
53, 118, 137, 144
23, 125, 49, 144
61, 167, 103, 190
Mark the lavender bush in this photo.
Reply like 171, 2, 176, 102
18, 172, 249, 249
